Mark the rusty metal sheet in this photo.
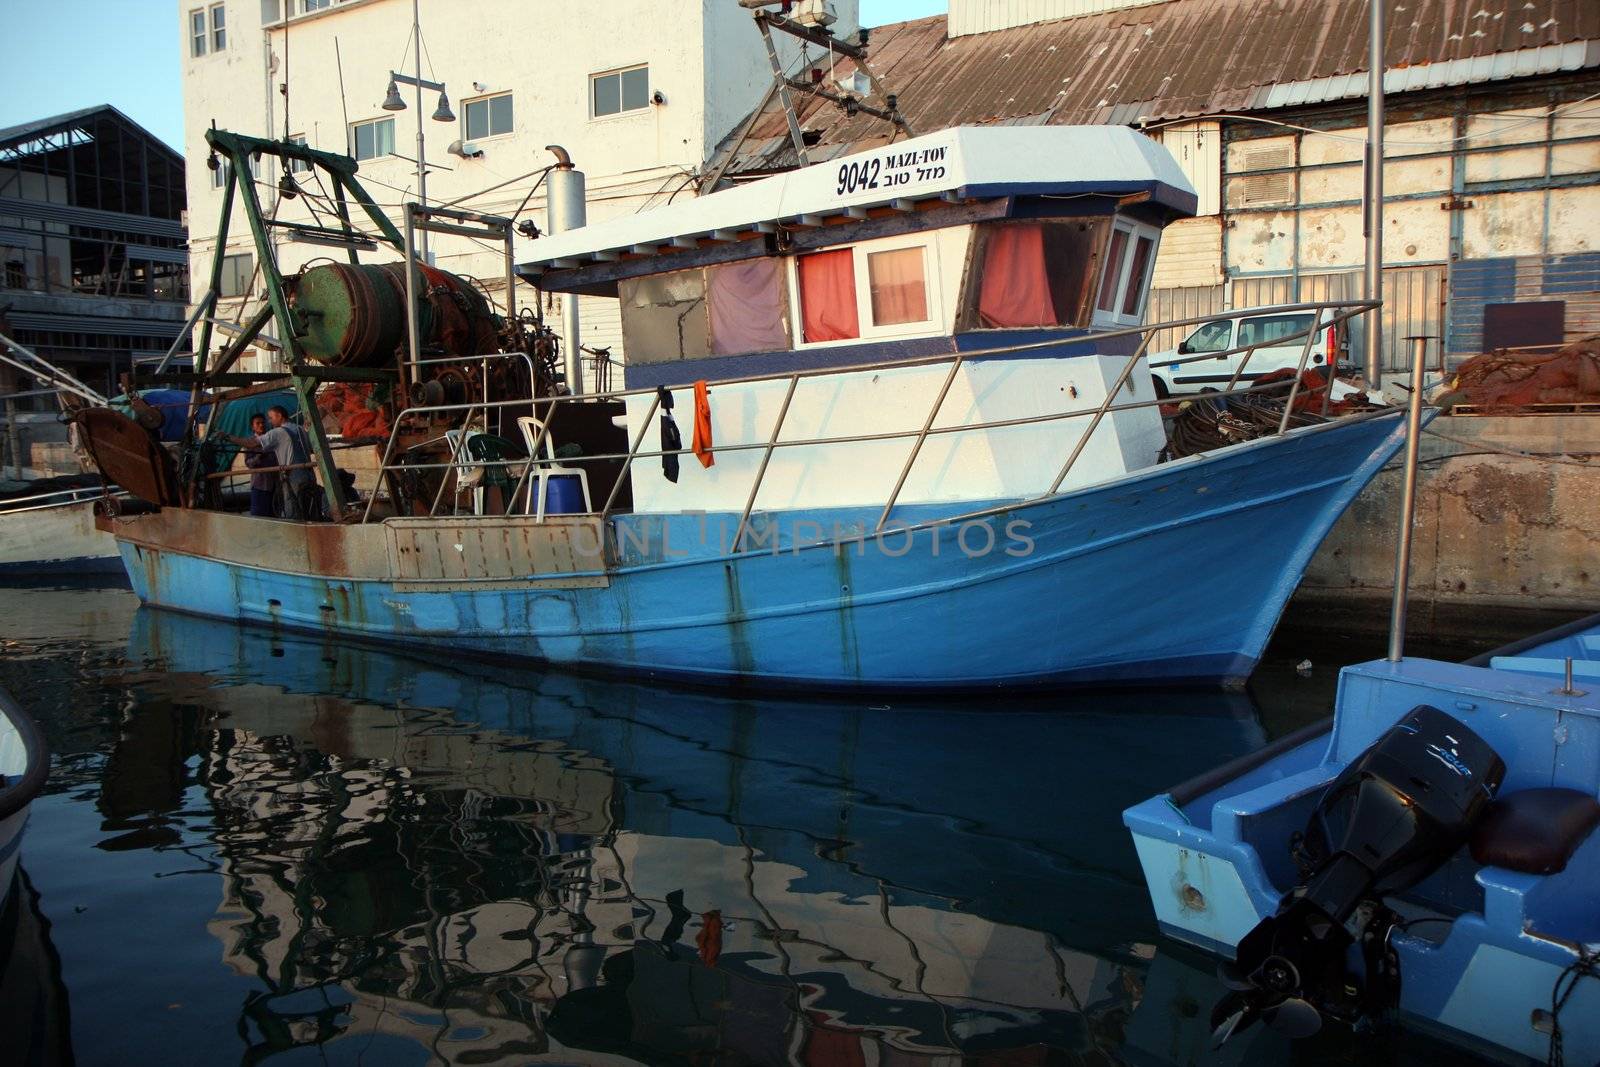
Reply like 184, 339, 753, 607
724, 0, 1600, 176
111, 508, 392, 578
75, 407, 182, 507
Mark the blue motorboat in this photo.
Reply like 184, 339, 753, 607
1125, 595, 1600, 1053
84, 125, 1400, 690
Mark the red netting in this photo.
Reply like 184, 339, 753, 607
1445, 335, 1600, 411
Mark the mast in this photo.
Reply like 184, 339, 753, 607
1364, 0, 1385, 388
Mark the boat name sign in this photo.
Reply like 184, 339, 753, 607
836, 144, 948, 196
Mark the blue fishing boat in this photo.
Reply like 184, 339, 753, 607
1123, 362, 1600, 1059
82, 125, 1400, 690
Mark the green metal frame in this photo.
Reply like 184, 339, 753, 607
193, 128, 410, 517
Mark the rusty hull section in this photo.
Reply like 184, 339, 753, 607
108, 509, 610, 591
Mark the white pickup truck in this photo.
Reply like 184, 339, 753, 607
1149, 309, 1354, 398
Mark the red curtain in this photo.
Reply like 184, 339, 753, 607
798, 249, 860, 342
977, 225, 1057, 328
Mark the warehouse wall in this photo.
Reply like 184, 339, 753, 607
1146, 80, 1600, 370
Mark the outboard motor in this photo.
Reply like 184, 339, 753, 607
1212, 705, 1504, 1045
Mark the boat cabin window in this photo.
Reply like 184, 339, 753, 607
866, 247, 929, 326
796, 235, 940, 344
619, 259, 792, 363
963, 220, 1107, 330
1094, 220, 1160, 327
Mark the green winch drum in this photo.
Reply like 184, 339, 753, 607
292, 262, 498, 367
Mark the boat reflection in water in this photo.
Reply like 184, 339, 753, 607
123, 607, 1279, 1064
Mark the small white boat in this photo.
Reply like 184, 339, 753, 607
0, 685, 48, 915
0, 482, 123, 577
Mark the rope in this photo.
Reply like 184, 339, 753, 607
1548, 945, 1600, 1067
1423, 426, 1600, 469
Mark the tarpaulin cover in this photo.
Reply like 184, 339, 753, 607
206, 389, 301, 473
112, 389, 205, 442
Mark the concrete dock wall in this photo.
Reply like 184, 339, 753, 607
1290, 414, 1599, 639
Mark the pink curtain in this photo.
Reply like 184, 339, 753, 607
867, 248, 928, 325
707, 258, 789, 355
977, 225, 1056, 327
798, 249, 860, 342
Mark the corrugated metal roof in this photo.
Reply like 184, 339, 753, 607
0, 104, 181, 163
724, 0, 1600, 176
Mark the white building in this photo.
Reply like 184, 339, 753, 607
179, 0, 859, 370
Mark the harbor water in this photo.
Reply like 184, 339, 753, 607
1, 578, 1493, 1066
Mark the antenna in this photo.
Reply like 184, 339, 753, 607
701, 5, 912, 193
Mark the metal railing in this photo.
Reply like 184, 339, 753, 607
359, 299, 1385, 542
0, 484, 124, 516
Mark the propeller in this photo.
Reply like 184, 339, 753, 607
1263, 996, 1323, 1038
1210, 954, 1325, 1048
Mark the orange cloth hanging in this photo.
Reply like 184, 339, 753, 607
691, 380, 715, 469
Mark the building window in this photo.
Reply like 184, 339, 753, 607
302, 0, 333, 10
210, 4, 226, 50
190, 9, 207, 56
591, 65, 649, 118
288, 134, 310, 174
210, 156, 260, 189
220, 253, 254, 298
463, 93, 513, 140
350, 118, 394, 161
866, 247, 928, 326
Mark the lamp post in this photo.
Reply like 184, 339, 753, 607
382, 0, 454, 258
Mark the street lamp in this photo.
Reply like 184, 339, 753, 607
382, 0, 455, 257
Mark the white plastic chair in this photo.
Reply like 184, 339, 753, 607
516, 416, 592, 521
443, 429, 489, 515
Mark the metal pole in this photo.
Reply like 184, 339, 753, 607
155, 289, 215, 374
413, 0, 428, 261
756, 15, 811, 167
4, 397, 20, 479
546, 148, 586, 395
1276, 306, 1323, 434
876, 355, 965, 532
404, 204, 422, 389
1364, 0, 1385, 388
1386, 335, 1430, 662
734, 375, 799, 551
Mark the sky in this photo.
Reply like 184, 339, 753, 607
0, 0, 949, 154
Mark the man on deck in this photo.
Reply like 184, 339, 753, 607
228, 405, 317, 520
242, 413, 278, 517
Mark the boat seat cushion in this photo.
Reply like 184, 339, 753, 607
1470, 788, 1600, 875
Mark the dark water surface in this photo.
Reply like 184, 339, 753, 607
0, 580, 1488, 1066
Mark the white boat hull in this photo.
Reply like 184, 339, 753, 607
0, 497, 121, 575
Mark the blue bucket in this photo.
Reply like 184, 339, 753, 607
543, 474, 586, 515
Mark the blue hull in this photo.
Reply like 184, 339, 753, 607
115, 411, 1407, 690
